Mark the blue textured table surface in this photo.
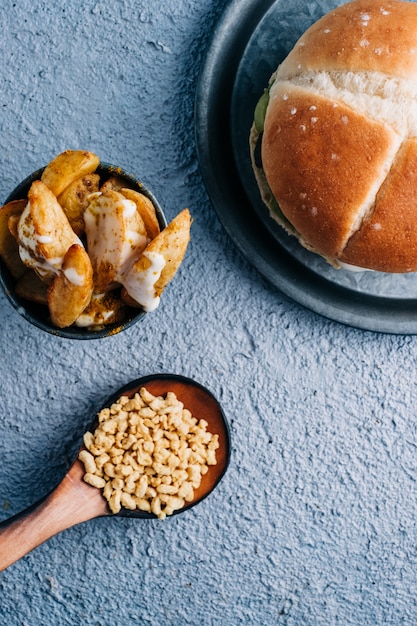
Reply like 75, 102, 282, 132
1, 1, 417, 624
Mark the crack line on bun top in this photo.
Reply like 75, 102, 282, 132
250, 0, 417, 274
0, 150, 192, 332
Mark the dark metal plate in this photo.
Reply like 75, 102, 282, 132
195, 0, 417, 334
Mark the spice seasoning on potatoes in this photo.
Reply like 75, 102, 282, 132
0, 150, 191, 329
78, 387, 219, 519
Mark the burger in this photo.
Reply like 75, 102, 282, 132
250, 0, 417, 273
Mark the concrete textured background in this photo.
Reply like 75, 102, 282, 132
1, 0, 417, 624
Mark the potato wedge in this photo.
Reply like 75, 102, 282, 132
141, 208, 191, 295
58, 173, 100, 235
47, 244, 94, 328
120, 188, 160, 240
41, 150, 100, 197
17, 180, 81, 282
0, 199, 27, 279
84, 189, 148, 291
15, 270, 48, 305
121, 208, 191, 311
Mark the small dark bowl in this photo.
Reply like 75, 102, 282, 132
100, 373, 231, 519
0, 163, 167, 339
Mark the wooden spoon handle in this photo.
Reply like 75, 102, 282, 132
0, 459, 109, 572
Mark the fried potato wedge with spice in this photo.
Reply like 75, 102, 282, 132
17, 180, 81, 282
120, 188, 160, 240
15, 270, 48, 305
84, 189, 149, 292
142, 208, 191, 295
0, 199, 27, 279
41, 150, 100, 197
57, 173, 100, 235
121, 208, 191, 310
47, 244, 94, 328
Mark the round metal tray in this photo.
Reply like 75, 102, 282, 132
195, 0, 417, 334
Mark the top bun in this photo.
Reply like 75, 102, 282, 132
252, 0, 417, 273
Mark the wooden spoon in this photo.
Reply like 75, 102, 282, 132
0, 374, 230, 572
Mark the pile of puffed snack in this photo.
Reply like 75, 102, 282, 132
0, 150, 191, 329
79, 386, 219, 519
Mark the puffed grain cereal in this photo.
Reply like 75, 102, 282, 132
79, 387, 219, 519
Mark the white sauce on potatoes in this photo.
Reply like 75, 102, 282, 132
123, 199, 136, 218
17, 200, 81, 277
63, 267, 85, 286
121, 251, 165, 312
84, 193, 148, 283
36, 235, 53, 244
75, 310, 114, 327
